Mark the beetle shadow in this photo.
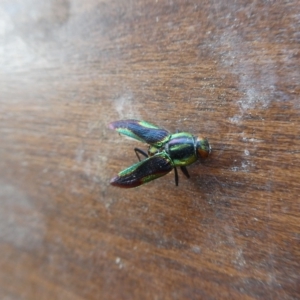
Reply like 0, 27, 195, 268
186, 143, 248, 202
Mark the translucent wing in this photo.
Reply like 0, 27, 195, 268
109, 119, 170, 146
110, 152, 173, 188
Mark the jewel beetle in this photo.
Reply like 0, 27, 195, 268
109, 119, 211, 188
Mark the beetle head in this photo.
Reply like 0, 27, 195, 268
195, 137, 211, 159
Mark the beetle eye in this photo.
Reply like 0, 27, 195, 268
196, 137, 211, 158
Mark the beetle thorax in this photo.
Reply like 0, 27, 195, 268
148, 145, 161, 156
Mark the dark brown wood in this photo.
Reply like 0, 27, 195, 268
1, 0, 299, 299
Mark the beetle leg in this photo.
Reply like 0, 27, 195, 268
174, 167, 179, 186
180, 166, 190, 178
134, 148, 148, 161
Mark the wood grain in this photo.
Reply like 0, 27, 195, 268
0, 0, 299, 299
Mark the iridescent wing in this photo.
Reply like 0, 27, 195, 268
109, 119, 170, 146
110, 152, 173, 188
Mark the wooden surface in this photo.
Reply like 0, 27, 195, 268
1, 0, 300, 299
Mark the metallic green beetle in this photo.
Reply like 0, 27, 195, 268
109, 119, 211, 188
